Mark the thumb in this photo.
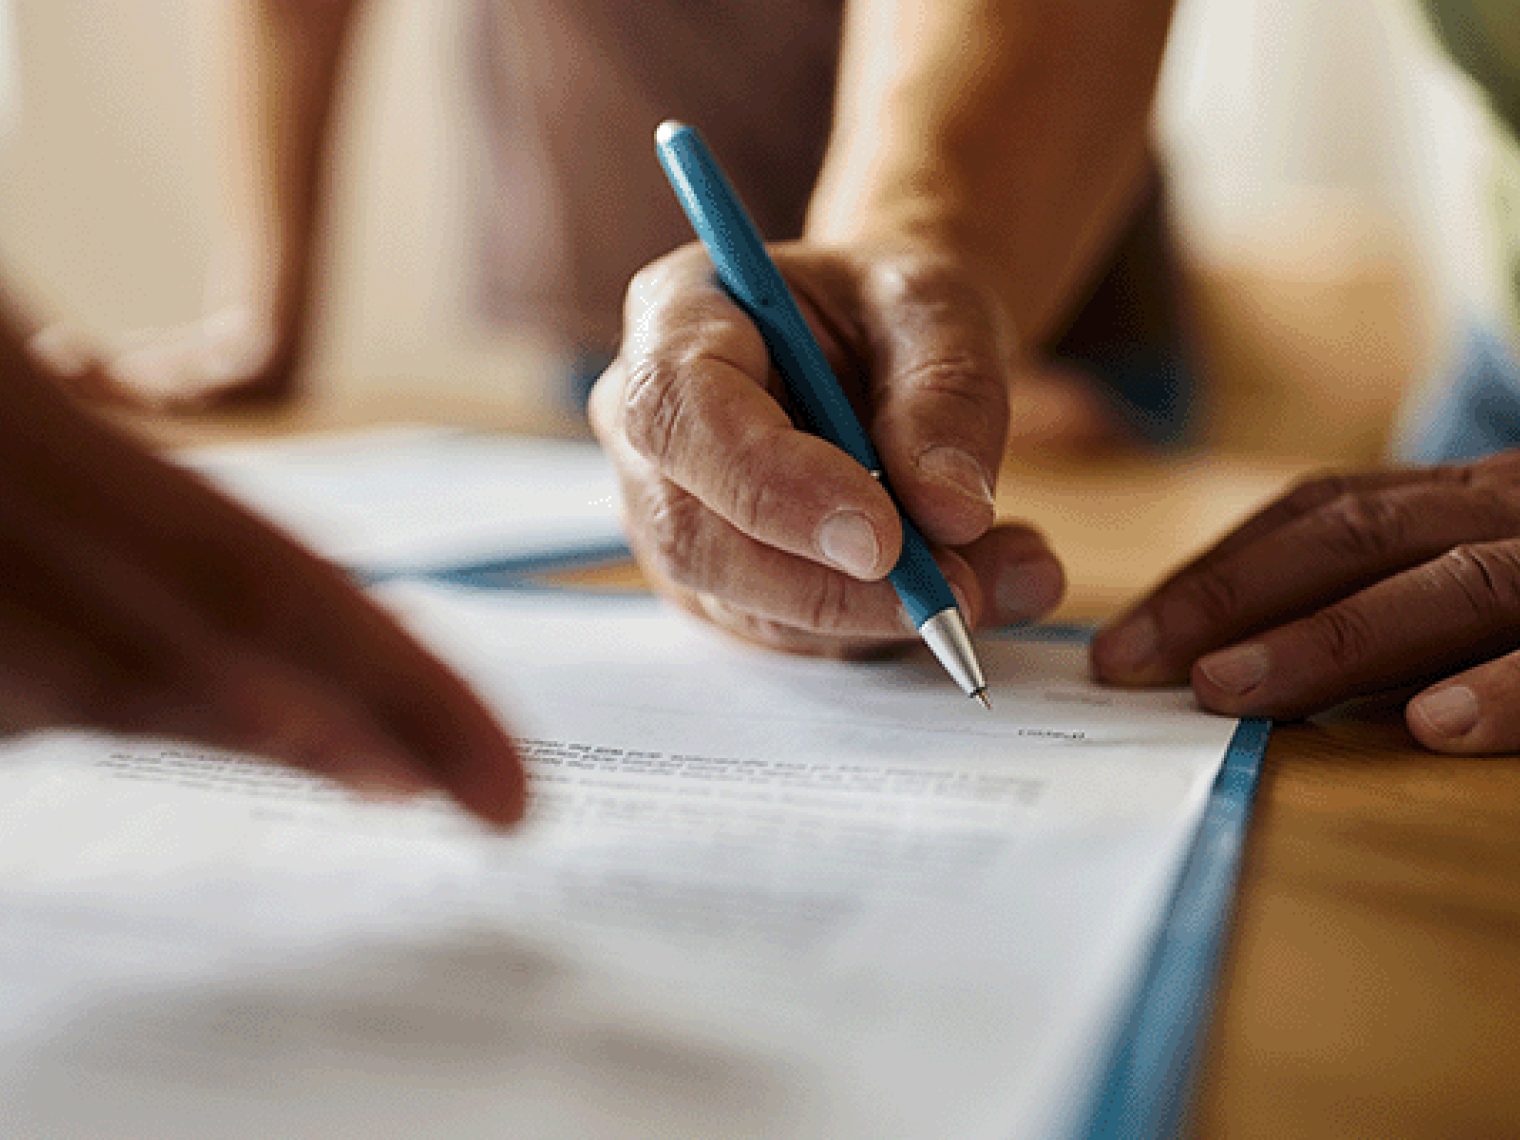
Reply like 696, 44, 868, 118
860, 256, 1011, 547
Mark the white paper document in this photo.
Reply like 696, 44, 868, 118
0, 586, 1240, 1139
182, 426, 626, 576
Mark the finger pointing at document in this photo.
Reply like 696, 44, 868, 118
0, 302, 526, 826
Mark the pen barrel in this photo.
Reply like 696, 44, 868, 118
657, 125, 879, 466
748, 306, 880, 468
748, 302, 957, 626
657, 121, 956, 629
736, 294, 956, 628
889, 520, 957, 627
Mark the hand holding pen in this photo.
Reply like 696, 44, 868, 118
590, 123, 1066, 680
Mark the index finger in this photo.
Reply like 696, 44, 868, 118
610, 246, 902, 580
1189, 541, 1520, 720
1092, 465, 1480, 683
1092, 479, 1520, 686
152, 473, 530, 826
861, 257, 1012, 547
1167, 465, 1474, 577
257, 562, 529, 826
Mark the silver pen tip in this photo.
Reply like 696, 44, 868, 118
919, 607, 989, 705
973, 689, 991, 711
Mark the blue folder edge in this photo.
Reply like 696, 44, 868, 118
355, 539, 633, 590
391, 568, 1270, 1139
1077, 715, 1270, 1140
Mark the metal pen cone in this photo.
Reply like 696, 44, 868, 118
918, 607, 988, 701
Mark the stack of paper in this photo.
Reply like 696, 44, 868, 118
182, 426, 627, 579
0, 584, 1241, 1139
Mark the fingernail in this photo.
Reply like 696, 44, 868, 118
817, 509, 881, 578
1197, 643, 1272, 695
1411, 685, 1479, 738
995, 558, 1064, 623
917, 446, 994, 507
1097, 614, 1159, 675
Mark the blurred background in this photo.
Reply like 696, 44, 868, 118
0, 0, 1510, 462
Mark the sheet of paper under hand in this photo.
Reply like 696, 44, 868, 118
182, 425, 626, 577
0, 585, 1241, 1140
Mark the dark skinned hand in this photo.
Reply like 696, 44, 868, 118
0, 303, 523, 824
1092, 453, 1520, 752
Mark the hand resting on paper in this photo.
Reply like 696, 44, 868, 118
1092, 453, 1520, 752
590, 242, 1067, 658
0, 307, 524, 823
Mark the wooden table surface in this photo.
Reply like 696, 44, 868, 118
127, 390, 1520, 1139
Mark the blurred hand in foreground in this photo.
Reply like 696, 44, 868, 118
26, 0, 360, 413
1, 310, 524, 824
29, 298, 299, 413
590, 243, 1066, 657
1092, 453, 1520, 752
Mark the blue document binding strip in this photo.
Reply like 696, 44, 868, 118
356, 540, 633, 589
1079, 715, 1271, 1140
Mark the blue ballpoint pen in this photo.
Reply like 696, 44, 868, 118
655, 120, 990, 708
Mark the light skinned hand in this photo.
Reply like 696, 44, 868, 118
1, 316, 524, 824
1091, 452, 1520, 752
590, 242, 1066, 656
29, 300, 299, 413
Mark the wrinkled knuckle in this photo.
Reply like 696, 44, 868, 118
626, 257, 678, 312
746, 615, 804, 651
1448, 455, 1490, 483
1469, 485, 1520, 529
888, 255, 961, 300
898, 352, 1001, 402
1317, 492, 1402, 562
644, 487, 711, 588
701, 597, 798, 651
719, 432, 786, 535
1175, 567, 1246, 629
1491, 651, 1520, 691
802, 570, 855, 634
1283, 472, 1350, 517
872, 252, 985, 313
890, 356, 1007, 440
868, 253, 1011, 368
1310, 603, 1378, 668
621, 356, 686, 465
630, 243, 711, 304
1436, 542, 1520, 619
696, 593, 743, 631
